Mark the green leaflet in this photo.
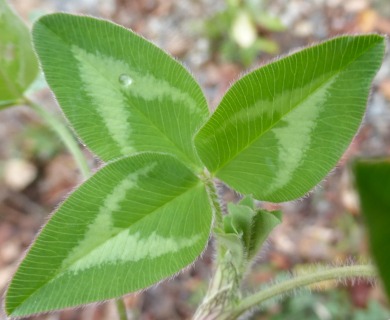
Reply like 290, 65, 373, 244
5, 153, 212, 317
238, 195, 255, 209
247, 209, 281, 260
195, 35, 385, 202
224, 202, 281, 261
0, 0, 38, 106
32, 14, 209, 167
354, 159, 390, 300
224, 203, 253, 242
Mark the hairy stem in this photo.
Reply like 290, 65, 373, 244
203, 176, 223, 230
232, 264, 376, 319
193, 250, 241, 320
194, 179, 244, 320
25, 98, 90, 179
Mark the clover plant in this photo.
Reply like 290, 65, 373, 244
3, 11, 386, 320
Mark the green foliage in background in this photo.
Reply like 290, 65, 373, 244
0, 0, 91, 178
355, 159, 390, 300
2, 11, 385, 319
261, 290, 390, 320
204, 0, 285, 66
0, 0, 38, 108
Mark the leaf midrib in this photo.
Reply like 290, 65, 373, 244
9, 179, 203, 315
212, 39, 381, 174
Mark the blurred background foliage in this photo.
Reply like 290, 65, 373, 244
204, 0, 285, 66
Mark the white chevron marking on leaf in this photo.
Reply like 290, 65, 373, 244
68, 231, 201, 274
266, 77, 336, 194
61, 163, 157, 270
72, 46, 135, 155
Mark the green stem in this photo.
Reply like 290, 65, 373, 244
193, 249, 241, 320
233, 264, 376, 318
194, 178, 245, 320
115, 298, 128, 320
202, 173, 223, 230
25, 98, 90, 179
210, 181, 224, 230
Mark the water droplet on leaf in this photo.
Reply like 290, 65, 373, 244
119, 74, 133, 87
